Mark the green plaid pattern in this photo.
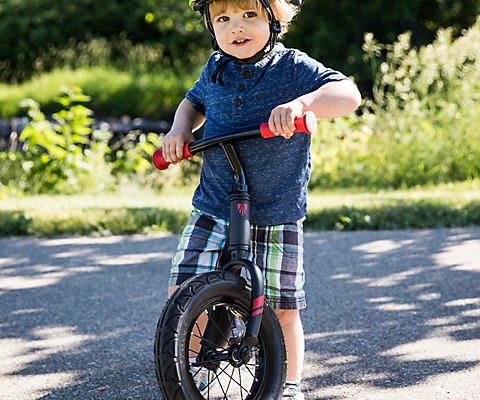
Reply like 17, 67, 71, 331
169, 210, 305, 310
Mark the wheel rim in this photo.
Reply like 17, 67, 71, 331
184, 297, 268, 400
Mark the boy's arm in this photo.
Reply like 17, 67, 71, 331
268, 79, 361, 138
163, 98, 206, 164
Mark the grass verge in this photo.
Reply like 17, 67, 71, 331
1, 181, 479, 237
0, 66, 197, 119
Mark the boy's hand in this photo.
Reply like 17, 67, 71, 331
268, 101, 304, 139
161, 98, 204, 164
162, 130, 195, 164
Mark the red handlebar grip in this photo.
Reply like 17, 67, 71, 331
260, 111, 317, 138
152, 142, 194, 170
152, 149, 169, 170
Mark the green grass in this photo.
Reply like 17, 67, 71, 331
0, 66, 198, 119
1, 181, 480, 237
0, 186, 195, 237
307, 181, 480, 230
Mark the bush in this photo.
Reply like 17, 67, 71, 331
285, 0, 480, 93
0, 211, 31, 235
11, 87, 115, 194
2, 19, 479, 195
0, 0, 209, 83
1, 0, 478, 94
309, 18, 480, 189
0, 0, 154, 81
0, 85, 200, 196
0, 86, 165, 194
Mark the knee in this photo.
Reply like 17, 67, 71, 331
275, 309, 300, 327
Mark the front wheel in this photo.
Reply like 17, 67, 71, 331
154, 271, 286, 400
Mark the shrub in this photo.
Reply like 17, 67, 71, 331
309, 17, 480, 190
0, 211, 31, 235
11, 86, 116, 194
0, 0, 209, 82
285, 0, 480, 93
0, 0, 155, 82
0, 85, 196, 196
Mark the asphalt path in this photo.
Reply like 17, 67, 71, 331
1, 229, 479, 400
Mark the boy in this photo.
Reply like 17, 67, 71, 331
162, 0, 361, 398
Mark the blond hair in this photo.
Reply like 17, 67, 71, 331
208, 0, 299, 37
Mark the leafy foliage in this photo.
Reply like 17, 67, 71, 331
1, 10, 479, 197
1, 0, 478, 93
309, 17, 480, 189
0, 0, 155, 81
285, 0, 480, 92
13, 86, 113, 193
0, 87, 163, 194
0, 0, 209, 82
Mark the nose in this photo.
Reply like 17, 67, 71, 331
231, 20, 245, 34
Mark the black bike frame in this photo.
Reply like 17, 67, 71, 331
188, 130, 265, 354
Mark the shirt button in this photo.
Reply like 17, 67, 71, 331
235, 98, 242, 106
243, 70, 251, 78
238, 83, 246, 91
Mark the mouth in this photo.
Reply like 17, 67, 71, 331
232, 38, 251, 45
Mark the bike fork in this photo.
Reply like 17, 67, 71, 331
199, 143, 264, 363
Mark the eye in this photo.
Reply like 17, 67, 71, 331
216, 15, 230, 22
244, 11, 257, 18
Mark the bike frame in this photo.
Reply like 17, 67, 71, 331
187, 130, 266, 359
153, 112, 316, 367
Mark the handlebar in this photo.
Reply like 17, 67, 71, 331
258, 111, 317, 138
152, 143, 195, 171
153, 111, 317, 170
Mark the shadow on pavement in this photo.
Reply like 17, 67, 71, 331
0, 229, 479, 399
0, 234, 179, 399
302, 228, 480, 399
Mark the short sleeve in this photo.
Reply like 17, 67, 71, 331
185, 56, 217, 115
291, 50, 348, 93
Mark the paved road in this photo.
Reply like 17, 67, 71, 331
1, 229, 479, 400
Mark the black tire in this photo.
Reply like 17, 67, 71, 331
154, 271, 286, 400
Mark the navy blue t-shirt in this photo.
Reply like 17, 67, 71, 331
186, 44, 347, 225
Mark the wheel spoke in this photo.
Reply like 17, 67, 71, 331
155, 273, 286, 400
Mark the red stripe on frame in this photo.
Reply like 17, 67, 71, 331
252, 308, 263, 317
253, 295, 264, 310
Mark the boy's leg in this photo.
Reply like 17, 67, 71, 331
169, 210, 228, 288
275, 309, 304, 381
168, 285, 179, 297
250, 221, 306, 398
167, 210, 228, 365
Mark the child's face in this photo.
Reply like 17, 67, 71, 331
210, 2, 270, 60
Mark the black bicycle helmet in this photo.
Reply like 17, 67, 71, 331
190, 0, 301, 64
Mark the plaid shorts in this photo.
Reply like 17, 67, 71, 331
169, 210, 306, 310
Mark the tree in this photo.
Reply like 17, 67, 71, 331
0, 0, 478, 92
284, 0, 480, 94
